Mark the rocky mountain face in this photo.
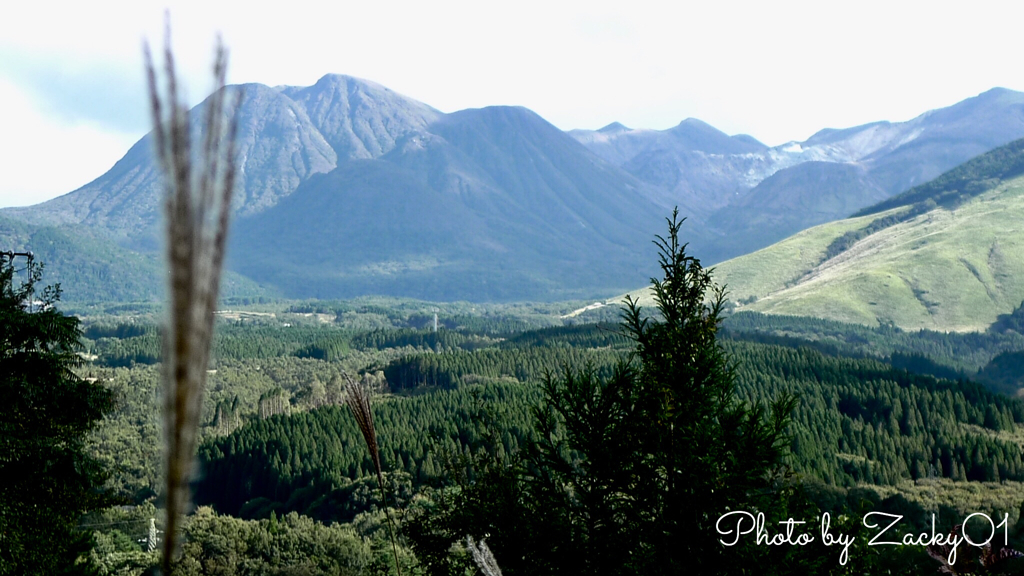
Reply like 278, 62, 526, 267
5, 77, 1024, 302
3, 75, 672, 301
229, 105, 672, 300
3, 76, 438, 246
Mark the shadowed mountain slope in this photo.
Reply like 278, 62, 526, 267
231, 106, 673, 301
0, 214, 264, 303
705, 162, 890, 255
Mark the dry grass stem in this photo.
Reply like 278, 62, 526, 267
466, 536, 504, 576
344, 374, 403, 576
144, 22, 242, 574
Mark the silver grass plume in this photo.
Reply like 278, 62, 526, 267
466, 536, 503, 576
144, 24, 241, 573
344, 374, 403, 576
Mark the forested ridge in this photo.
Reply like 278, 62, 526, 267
191, 338, 1024, 524
722, 310, 1024, 372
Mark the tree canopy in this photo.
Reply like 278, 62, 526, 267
0, 256, 114, 574
405, 210, 799, 575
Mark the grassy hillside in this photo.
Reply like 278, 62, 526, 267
0, 215, 268, 304
613, 213, 885, 310
711, 177, 1024, 331
607, 139, 1024, 331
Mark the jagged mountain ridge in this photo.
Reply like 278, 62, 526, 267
571, 87, 1024, 261
5, 77, 1024, 302
4, 74, 675, 301
3, 75, 439, 244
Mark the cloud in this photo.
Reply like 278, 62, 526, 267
0, 46, 150, 134
0, 79, 138, 208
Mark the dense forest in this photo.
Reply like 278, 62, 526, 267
6, 259, 1024, 574
193, 337, 1024, 523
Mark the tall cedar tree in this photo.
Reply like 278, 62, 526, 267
617, 209, 797, 574
407, 210, 798, 576
0, 257, 114, 575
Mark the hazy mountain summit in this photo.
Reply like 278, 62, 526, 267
569, 119, 768, 217
570, 87, 1024, 261
279, 74, 442, 160
4, 75, 438, 243
230, 104, 672, 300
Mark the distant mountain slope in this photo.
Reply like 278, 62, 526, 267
859, 87, 1024, 193
7, 76, 1024, 303
0, 215, 265, 303
5, 84, 333, 245
570, 118, 770, 214
710, 142, 1024, 331
2, 75, 438, 247
231, 106, 672, 301
571, 118, 766, 165
705, 162, 890, 254
854, 137, 1024, 217
574, 88, 1024, 263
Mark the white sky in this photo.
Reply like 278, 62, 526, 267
2, 0, 1023, 208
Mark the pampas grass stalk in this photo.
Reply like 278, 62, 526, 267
144, 23, 241, 574
344, 374, 403, 576
466, 536, 503, 576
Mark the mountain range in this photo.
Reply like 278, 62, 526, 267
5, 75, 1024, 302
570, 87, 1024, 259
695, 138, 1024, 331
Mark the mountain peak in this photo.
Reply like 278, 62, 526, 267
308, 73, 390, 93
674, 117, 713, 129
665, 117, 765, 154
598, 122, 630, 133
968, 86, 1024, 106
284, 73, 440, 161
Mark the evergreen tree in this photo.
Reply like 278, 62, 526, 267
0, 256, 114, 574
407, 211, 798, 576
613, 210, 797, 573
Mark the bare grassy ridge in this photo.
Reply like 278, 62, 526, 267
697, 179, 1024, 332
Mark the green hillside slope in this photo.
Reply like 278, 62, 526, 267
712, 177, 1024, 331
0, 215, 267, 303
611, 140, 1024, 331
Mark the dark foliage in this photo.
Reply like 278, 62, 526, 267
383, 347, 622, 390
822, 201, 934, 262
404, 211, 801, 575
991, 301, 1024, 335
195, 382, 540, 519
0, 256, 115, 575
723, 311, 1024, 373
